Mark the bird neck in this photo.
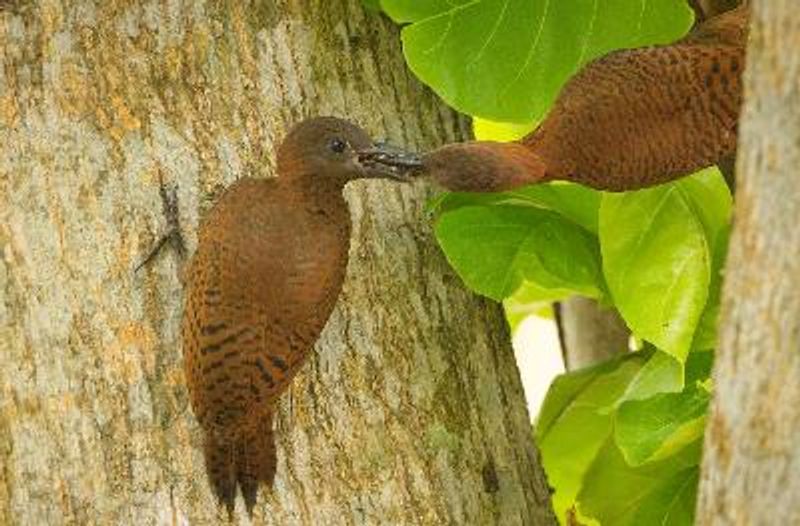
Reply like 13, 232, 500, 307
520, 131, 574, 182
275, 168, 348, 217
424, 141, 550, 192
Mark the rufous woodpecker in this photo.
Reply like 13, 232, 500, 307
367, 6, 748, 192
181, 117, 413, 514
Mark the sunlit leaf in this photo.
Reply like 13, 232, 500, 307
503, 282, 557, 331
435, 205, 604, 301
615, 386, 709, 466
431, 182, 601, 234
612, 349, 683, 408
579, 439, 700, 526
610, 347, 714, 410
693, 221, 731, 349
537, 353, 648, 521
377, 0, 471, 23
599, 169, 728, 361
473, 117, 536, 141
394, 0, 693, 122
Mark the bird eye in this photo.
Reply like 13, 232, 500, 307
329, 138, 347, 154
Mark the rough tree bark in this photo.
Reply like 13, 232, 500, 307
556, 298, 628, 370
0, 1, 556, 524
697, 1, 800, 524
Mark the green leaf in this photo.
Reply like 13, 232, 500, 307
674, 168, 732, 246
435, 205, 604, 301
599, 171, 729, 361
395, 0, 693, 122
612, 346, 714, 410
507, 184, 602, 234
693, 221, 731, 349
579, 439, 700, 526
630, 469, 699, 526
537, 353, 648, 521
684, 350, 713, 385
361, 0, 382, 12
503, 282, 555, 331
379, 0, 470, 23
473, 117, 536, 141
681, 168, 732, 350
615, 385, 709, 466
431, 182, 601, 234
613, 349, 684, 407
429, 191, 519, 216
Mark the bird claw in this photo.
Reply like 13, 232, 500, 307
135, 180, 186, 273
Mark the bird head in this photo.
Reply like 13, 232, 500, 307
277, 117, 421, 185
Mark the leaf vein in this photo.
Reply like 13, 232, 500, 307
499, 0, 550, 101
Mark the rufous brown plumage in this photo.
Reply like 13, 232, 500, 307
181, 117, 411, 515
370, 6, 749, 193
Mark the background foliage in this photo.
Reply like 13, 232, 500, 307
366, 1, 728, 524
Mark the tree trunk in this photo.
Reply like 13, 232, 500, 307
697, 1, 800, 523
556, 298, 629, 370
0, 1, 556, 524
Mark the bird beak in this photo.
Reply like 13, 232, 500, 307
357, 142, 424, 182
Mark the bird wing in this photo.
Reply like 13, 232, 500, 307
529, 43, 744, 190
182, 179, 349, 432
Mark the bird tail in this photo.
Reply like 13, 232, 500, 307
203, 410, 277, 516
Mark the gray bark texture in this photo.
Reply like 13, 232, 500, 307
0, 1, 556, 525
697, 1, 800, 524
557, 298, 628, 371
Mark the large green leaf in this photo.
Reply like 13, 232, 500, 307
684, 350, 714, 385
693, 221, 731, 349
393, 0, 693, 122
579, 439, 700, 526
507, 184, 602, 234
631, 470, 699, 526
611, 347, 714, 409
537, 353, 648, 521
435, 205, 604, 301
503, 283, 554, 331
680, 170, 732, 350
612, 349, 683, 408
377, 0, 470, 23
674, 168, 732, 247
473, 117, 536, 141
615, 385, 709, 466
599, 169, 729, 361
431, 182, 601, 234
